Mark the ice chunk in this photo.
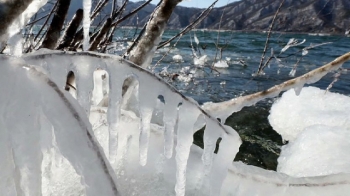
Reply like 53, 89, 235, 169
278, 125, 350, 177
213, 60, 229, 68
269, 86, 350, 141
173, 54, 183, 63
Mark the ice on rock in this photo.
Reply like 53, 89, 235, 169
269, 86, 350, 142
278, 125, 350, 177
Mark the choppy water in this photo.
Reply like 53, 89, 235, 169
114, 29, 350, 170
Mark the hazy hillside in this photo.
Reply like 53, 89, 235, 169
61, 0, 350, 33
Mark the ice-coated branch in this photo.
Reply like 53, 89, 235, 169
111, 0, 152, 27
157, 0, 218, 49
0, 0, 34, 40
257, 0, 285, 74
41, 0, 71, 49
203, 51, 350, 122
56, 9, 84, 50
129, 0, 182, 67
89, 18, 112, 51
34, 0, 58, 43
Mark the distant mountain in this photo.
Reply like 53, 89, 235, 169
63, 0, 350, 33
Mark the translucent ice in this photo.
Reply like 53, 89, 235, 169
83, 0, 92, 51
8, 51, 350, 196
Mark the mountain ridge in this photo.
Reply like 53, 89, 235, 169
65, 0, 350, 34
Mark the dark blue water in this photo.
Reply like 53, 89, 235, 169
150, 30, 350, 104
114, 29, 350, 170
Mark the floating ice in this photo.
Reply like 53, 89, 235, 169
213, 60, 229, 68
194, 55, 208, 66
269, 86, 350, 142
173, 54, 183, 63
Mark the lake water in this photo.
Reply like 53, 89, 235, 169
112, 29, 350, 170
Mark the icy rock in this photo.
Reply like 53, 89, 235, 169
278, 125, 350, 177
269, 86, 350, 142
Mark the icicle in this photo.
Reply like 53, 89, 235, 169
83, 0, 92, 51
293, 83, 304, 96
198, 120, 221, 192
209, 125, 241, 195
107, 75, 124, 165
175, 101, 201, 196
194, 33, 199, 45
8, 33, 23, 56
75, 58, 94, 115
138, 79, 158, 166
289, 67, 296, 77
163, 90, 181, 159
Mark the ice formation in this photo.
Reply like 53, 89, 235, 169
269, 87, 350, 142
173, 54, 183, 63
2, 50, 350, 195
213, 60, 229, 68
83, 0, 92, 51
269, 87, 350, 177
278, 125, 350, 177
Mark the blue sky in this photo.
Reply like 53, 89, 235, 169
130, 0, 238, 8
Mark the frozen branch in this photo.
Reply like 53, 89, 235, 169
129, 0, 181, 67
56, 9, 84, 50
41, 0, 71, 49
203, 51, 350, 122
0, 0, 34, 40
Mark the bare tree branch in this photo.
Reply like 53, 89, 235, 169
89, 18, 112, 51
41, 0, 71, 49
129, 0, 181, 67
257, 0, 285, 74
0, 0, 34, 40
56, 9, 84, 50
157, 0, 217, 49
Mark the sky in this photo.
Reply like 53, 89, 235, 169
130, 0, 239, 8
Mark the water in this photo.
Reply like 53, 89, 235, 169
113, 29, 350, 170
